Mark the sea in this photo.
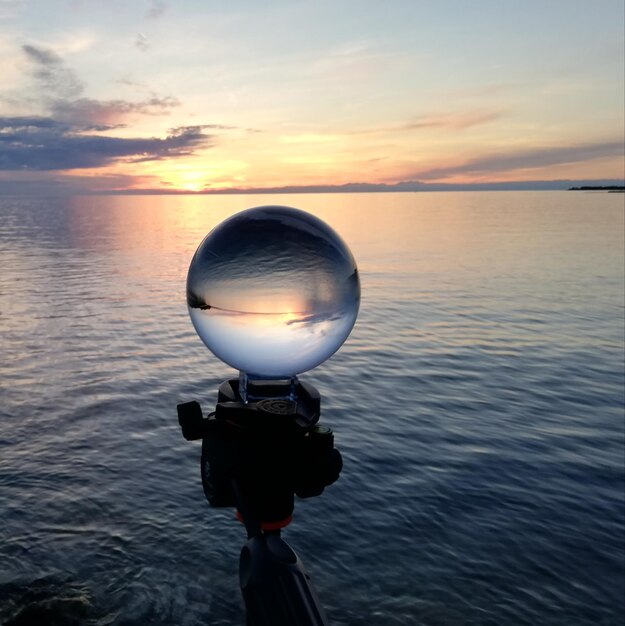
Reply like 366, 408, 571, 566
0, 191, 623, 626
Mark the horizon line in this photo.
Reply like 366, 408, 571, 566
1, 178, 624, 196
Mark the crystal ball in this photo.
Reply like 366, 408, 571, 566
187, 206, 360, 378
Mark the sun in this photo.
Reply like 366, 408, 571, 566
150, 163, 209, 192
174, 171, 206, 192
180, 181, 204, 192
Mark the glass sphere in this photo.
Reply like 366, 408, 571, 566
187, 206, 360, 378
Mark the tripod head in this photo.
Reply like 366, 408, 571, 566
178, 377, 342, 531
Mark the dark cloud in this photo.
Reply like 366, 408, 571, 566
0, 43, 212, 172
0, 117, 213, 170
0, 114, 119, 133
409, 141, 625, 180
0, 44, 253, 177
0, 170, 164, 195
0, 115, 60, 129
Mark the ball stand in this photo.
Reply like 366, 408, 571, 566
178, 377, 342, 625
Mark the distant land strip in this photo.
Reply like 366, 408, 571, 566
568, 185, 625, 192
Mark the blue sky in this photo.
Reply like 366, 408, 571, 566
0, 0, 623, 192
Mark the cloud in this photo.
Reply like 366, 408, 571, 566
350, 109, 505, 136
22, 44, 58, 65
0, 117, 213, 170
0, 45, 256, 176
406, 141, 625, 180
22, 44, 83, 99
146, 0, 167, 19
21, 44, 179, 127
0, 43, 211, 172
49, 95, 179, 126
135, 32, 150, 52
403, 110, 504, 131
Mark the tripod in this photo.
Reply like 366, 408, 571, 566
178, 377, 342, 625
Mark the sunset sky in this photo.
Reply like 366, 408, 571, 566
0, 0, 623, 194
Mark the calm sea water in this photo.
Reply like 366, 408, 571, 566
0, 192, 623, 626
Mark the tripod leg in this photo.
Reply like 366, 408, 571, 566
239, 534, 329, 626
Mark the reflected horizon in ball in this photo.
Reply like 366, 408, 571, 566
186, 206, 360, 378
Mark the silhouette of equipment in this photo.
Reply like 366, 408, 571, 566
177, 378, 342, 625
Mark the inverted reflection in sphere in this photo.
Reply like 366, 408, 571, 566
187, 206, 360, 378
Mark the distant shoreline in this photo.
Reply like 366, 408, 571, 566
569, 186, 625, 192
84, 181, 625, 196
